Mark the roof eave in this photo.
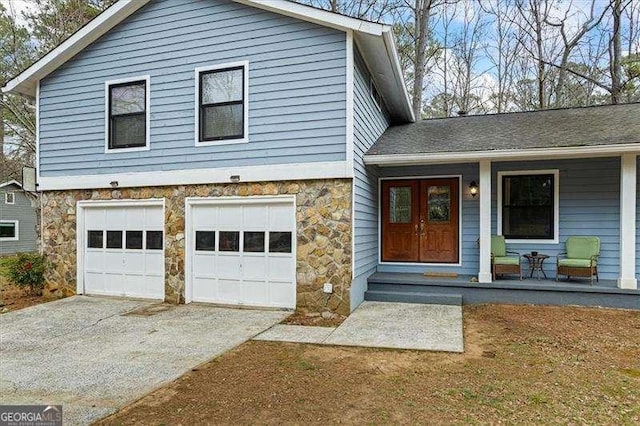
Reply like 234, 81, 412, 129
0, 180, 23, 189
364, 143, 640, 166
2, 0, 152, 97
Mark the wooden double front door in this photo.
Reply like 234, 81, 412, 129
381, 178, 459, 263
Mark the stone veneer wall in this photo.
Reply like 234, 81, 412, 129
41, 179, 353, 315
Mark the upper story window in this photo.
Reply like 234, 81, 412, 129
5, 192, 15, 204
498, 170, 559, 243
370, 78, 383, 112
195, 61, 249, 145
105, 76, 150, 152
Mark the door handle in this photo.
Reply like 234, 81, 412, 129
420, 220, 425, 236
414, 224, 419, 236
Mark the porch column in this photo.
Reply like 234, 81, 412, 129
478, 160, 492, 283
618, 153, 637, 289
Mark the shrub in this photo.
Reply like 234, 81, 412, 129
0, 253, 47, 295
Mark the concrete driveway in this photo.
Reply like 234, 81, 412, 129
0, 296, 288, 425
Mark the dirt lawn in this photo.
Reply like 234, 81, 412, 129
98, 304, 640, 425
0, 262, 49, 312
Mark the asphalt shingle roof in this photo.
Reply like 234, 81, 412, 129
367, 103, 640, 156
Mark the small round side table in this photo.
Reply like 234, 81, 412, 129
523, 253, 549, 280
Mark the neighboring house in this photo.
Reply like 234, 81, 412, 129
0, 180, 38, 256
3, 0, 638, 313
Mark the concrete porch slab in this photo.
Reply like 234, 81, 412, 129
325, 301, 463, 352
253, 324, 336, 344
254, 301, 464, 352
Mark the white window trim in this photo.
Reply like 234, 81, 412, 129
104, 75, 151, 154
5, 192, 15, 204
0, 220, 19, 241
194, 60, 249, 147
497, 169, 560, 244
370, 77, 382, 112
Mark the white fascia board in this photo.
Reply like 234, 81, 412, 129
233, 0, 385, 35
2, 0, 152, 97
0, 180, 22, 189
382, 28, 415, 122
37, 161, 351, 191
364, 143, 640, 166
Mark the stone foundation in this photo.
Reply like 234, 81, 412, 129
41, 179, 353, 315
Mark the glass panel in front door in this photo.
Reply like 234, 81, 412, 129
389, 186, 412, 223
427, 186, 451, 223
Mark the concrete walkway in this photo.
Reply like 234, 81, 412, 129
254, 301, 464, 352
0, 296, 288, 425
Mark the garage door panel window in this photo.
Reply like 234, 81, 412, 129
244, 232, 265, 252
87, 230, 104, 248
195, 231, 216, 251
269, 232, 292, 253
126, 231, 143, 250
106, 231, 123, 249
146, 231, 163, 250
219, 231, 240, 252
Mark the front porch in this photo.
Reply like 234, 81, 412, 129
366, 272, 640, 310
361, 104, 640, 309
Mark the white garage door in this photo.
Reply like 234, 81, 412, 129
188, 198, 296, 308
83, 204, 164, 299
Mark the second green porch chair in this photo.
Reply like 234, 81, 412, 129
491, 235, 522, 280
556, 236, 600, 285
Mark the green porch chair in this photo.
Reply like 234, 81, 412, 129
556, 236, 600, 285
491, 235, 522, 280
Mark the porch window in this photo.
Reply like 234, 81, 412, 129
499, 170, 558, 241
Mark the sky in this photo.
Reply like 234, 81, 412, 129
1, 0, 34, 26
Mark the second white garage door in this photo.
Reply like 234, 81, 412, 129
187, 197, 296, 309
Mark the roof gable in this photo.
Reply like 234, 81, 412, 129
0, 180, 22, 190
2, 0, 413, 122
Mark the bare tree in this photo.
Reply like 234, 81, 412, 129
481, 0, 520, 113
513, 0, 559, 109
544, 0, 610, 106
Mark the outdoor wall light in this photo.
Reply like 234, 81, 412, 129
469, 181, 478, 197
230, 175, 241, 183
110, 180, 119, 188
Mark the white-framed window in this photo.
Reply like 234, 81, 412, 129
0, 220, 18, 241
497, 169, 560, 244
195, 61, 249, 146
370, 77, 383, 112
5, 192, 15, 204
104, 75, 151, 153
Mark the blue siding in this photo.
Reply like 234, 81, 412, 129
351, 46, 390, 310
39, 0, 347, 177
0, 184, 38, 255
378, 158, 621, 280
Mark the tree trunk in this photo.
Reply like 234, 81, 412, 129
610, 0, 622, 104
0, 90, 4, 162
534, 2, 546, 109
412, 0, 433, 120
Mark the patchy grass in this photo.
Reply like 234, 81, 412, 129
98, 305, 640, 425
